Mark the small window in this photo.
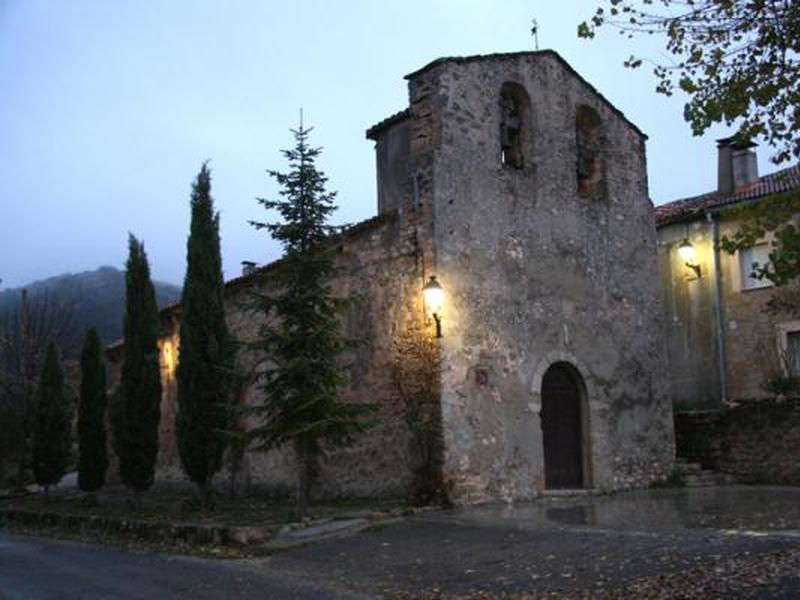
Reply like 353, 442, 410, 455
787, 332, 800, 376
776, 321, 800, 377
575, 105, 604, 196
739, 245, 774, 290
499, 82, 530, 170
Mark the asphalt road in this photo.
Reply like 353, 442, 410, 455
0, 532, 361, 600
4, 487, 800, 598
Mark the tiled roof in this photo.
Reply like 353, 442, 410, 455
365, 109, 411, 140
655, 165, 800, 227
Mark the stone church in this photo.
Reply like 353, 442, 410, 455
109, 50, 675, 504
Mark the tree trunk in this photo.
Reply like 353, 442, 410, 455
294, 436, 313, 518
200, 480, 212, 511
228, 467, 237, 500
228, 442, 244, 500
14, 458, 26, 491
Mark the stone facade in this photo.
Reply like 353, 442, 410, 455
395, 52, 673, 502
656, 144, 800, 406
108, 50, 675, 503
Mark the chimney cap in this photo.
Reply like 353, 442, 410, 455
716, 136, 757, 150
241, 260, 258, 276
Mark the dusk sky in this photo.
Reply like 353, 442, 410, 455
0, 1, 783, 289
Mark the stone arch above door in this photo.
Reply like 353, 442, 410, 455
529, 351, 596, 404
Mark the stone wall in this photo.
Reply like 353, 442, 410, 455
404, 52, 674, 503
676, 400, 800, 484
109, 207, 433, 500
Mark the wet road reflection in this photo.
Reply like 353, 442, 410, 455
437, 486, 800, 534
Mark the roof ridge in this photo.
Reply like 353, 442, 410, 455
365, 108, 411, 140
655, 164, 800, 226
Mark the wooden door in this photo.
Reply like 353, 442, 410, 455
541, 363, 584, 489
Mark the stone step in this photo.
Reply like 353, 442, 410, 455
675, 461, 704, 474
684, 472, 735, 487
675, 458, 736, 487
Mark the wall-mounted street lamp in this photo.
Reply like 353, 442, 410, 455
423, 275, 444, 338
161, 338, 176, 379
678, 239, 702, 278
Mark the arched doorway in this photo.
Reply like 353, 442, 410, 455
540, 362, 585, 489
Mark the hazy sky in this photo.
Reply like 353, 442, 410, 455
0, 0, 782, 289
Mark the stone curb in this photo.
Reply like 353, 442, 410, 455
0, 504, 433, 549
0, 508, 274, 547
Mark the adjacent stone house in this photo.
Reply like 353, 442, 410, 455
108, 50, 675, 504
656, 140, 800, 407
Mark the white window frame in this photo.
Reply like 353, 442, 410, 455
738, 243, 774, 291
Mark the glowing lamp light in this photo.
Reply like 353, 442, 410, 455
162, 339, 176, 378
677, 239, 696, 263
422, 275, 444, 338
677, 239, 702, 278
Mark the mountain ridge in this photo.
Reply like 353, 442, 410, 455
0, 266, 182, 357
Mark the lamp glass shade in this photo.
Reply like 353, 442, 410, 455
678, 240, 696, 263
423, 276, 444, 315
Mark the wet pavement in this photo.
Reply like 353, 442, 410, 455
435, 485, 800, 534
263, 486, 800, 597
3, 486, 800, 598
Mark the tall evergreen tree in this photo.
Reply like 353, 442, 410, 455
32, 342, 71, 497
77, 328, 108, 496
117, 235, 162, 500
249, 120, 376, 516
176, 163, 233, 499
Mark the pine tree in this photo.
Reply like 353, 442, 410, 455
176, 163, 233, 500
32, 342, 71, 497
249, 120, 377, 516
77, 328, 108, 497
118, 235, 162, 501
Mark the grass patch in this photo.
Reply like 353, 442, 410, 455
0, 486, 404, 528
649, 468, 687, 489
362, 522, 388, 534
0, 485, 412, 555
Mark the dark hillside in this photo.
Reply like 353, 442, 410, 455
0, 266, 181, 356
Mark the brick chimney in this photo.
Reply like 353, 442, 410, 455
241, 260, 257, 276
717, 137, 759, 196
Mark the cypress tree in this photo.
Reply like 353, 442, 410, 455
118, 234, 162, 501
249, 120, 377, 516
176, 163, 232, 500
32, 342, 71, 497
77, 328, 108, 496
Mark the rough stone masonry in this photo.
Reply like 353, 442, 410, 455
108, 50, 675, 504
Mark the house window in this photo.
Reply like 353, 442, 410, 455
499, 82, 530, 170
787, 332, 800, 376
776, 321, 800, 377
576, 105, 604, 196
739, 244, 773, 290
